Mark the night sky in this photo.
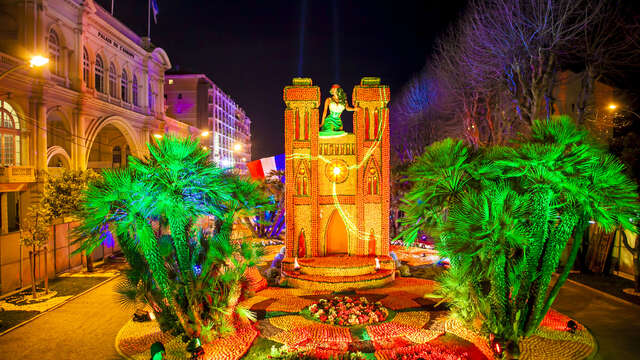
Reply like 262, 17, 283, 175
95, 0, 467, 159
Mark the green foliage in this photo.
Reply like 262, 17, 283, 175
73, 135, 271, 341
397, 116, 640, 354
20, 204, 51, 247
42, 169, 101, 219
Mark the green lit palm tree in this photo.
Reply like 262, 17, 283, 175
398, 116, 639, 358
74, 135, 270, 341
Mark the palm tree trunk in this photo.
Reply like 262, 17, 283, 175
539, 220, 584, 321
525, 209, 577, 336
168, 216, 192, 278
86, 252, 94, 272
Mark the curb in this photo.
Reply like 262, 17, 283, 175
0, 274, 120, 337
114, 319, 134, 360
565, 278, 640, 308
584, 323, 601, 360
0, 259, 106, 301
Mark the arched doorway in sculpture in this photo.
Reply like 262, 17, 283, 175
325, 209, 348, 255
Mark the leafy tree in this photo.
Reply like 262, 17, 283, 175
398, 117, 639, 358
42, 169, 101, 219
73, 135, 270, 343
393, 0, 640, 148
20, 204, 51, 298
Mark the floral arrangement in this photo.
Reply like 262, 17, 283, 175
307, 296, 390, 326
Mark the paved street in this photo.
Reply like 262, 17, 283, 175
0, 276, 130, 360
0, 273, 638, 360
553, 280, 640, 360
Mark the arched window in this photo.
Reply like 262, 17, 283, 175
296, 162, 309, 196
121, 69, 129, 103
132, 74, 139, 106
124, 145, 131, 167
0, 101, 21, 166
82, 47, 90, 85
109, 62, 117, 98
148, 79, 154, 113
366, 165, 379, 195
95, 55, 104, 93
48, 29, 61, 75
112, 146, 121, 167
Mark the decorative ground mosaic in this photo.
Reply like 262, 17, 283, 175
116, 318, 259, 360
116, 276, 596, 360
244, 278, 596, 360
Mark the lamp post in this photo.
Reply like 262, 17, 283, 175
608, 103, 640, 120
0, 55, 49, 82
607, 103, 640, 131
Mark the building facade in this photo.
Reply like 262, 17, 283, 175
164, 73, 211, 131
165, 74, 252, 170
0, 0, 192, 293
210, 83, 251, 170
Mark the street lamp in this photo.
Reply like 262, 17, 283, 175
0, 55, 49, 81
608, 102, 640, 120
200, 130, 210, 137
233, 143, 242, 152
29, 55, 49, 68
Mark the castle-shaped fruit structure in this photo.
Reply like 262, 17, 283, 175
281, 77, 395, 290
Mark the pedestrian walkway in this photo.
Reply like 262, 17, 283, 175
0, 275, 130, 360
553, 279, 640, 360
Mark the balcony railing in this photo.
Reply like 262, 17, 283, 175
0, 166, 36, 183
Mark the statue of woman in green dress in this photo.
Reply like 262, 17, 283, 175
319, 84, 357, 136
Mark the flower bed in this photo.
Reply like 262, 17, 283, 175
305, 296, 391, 326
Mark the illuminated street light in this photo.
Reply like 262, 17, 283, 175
29, 55, 49, 68
233, 143, 242, 152
153, 133, 163, 139
200, 130, 210, 137
0, 55, 49, 81
607, 102, 640, 120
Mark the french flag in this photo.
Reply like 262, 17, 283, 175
246, 154, 285, 180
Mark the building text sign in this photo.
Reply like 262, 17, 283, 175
97, 31, 136, 59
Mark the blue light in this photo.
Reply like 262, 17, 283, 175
99, 224, 115, 248
193, 264, 202, 276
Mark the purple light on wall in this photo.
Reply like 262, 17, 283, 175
100, 224, 115, 248
175, 100, 194, 114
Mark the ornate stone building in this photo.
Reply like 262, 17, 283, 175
0, 0, 192, 293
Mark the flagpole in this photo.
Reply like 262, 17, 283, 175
111, 0, 114, 15
147, 0, 151, 39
